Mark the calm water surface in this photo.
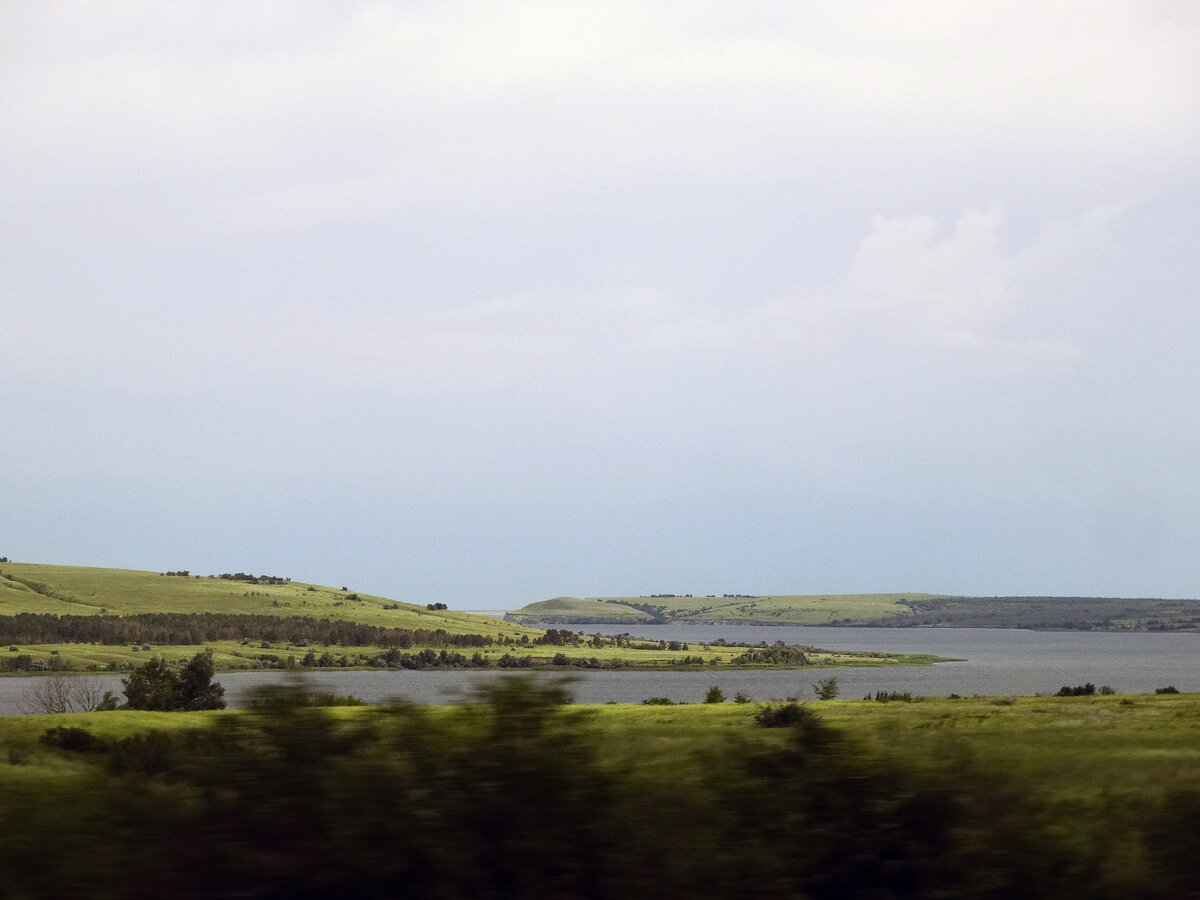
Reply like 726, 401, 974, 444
2, 626, 1196, 713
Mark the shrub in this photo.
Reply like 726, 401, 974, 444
813, 677, 839, 700
1056, 683, 1097, 697
1156, 685, 1181, 694
705, 686, 726, 704
755, 702, 810, 727
40, 726, 109, 754
123, 650, 225, 711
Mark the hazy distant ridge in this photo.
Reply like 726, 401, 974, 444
507, 593, 1200, 632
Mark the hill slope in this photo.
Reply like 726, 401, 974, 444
0, 562, 529, 638
507, 592, 1200, 630
507, 593, 939, 626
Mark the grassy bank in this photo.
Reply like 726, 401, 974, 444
0, 638, 949, 675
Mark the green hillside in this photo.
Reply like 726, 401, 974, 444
507, 592, 941, 626
0, 562, 530, 639
509, 591, 1200, 630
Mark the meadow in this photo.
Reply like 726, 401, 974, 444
0, 562, 530, 636
2, 683, 1198, 897
509, 591, 1200, 630
509, 592, 944, 625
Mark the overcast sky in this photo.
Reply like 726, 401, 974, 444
2, 2, 1198, 607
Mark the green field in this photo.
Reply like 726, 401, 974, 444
509, 590, 1200, 630
3, 686, 1199, 895
508, 592, 942, 625
0, 562, 531, 637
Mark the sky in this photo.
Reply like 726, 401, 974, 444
2, 2, 1199, 607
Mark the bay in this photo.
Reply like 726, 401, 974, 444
1, 625, 1196, 714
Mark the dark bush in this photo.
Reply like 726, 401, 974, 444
755, 702, 812, 727
40, 726, 109, 754
1056, 683, 1097, 696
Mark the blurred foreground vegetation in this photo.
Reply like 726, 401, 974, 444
4, 681, 1200, 897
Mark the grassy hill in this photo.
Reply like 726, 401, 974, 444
0, 562, 530, 638
508, 591, 1200, 630
507, 592, 942, 626
0, 563, 950, 673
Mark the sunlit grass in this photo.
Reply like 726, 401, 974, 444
0, 562, 531, 637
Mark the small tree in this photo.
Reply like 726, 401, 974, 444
20, 675, 119, 714
123, 651, 225, 711
813, 677, 839, 700
705, 685, 725, 704
177, 649, 226, 711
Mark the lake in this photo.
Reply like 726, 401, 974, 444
1, 625, 1196, 713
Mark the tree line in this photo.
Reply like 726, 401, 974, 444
0, 613, 494, 648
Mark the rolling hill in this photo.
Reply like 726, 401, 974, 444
506, 591, 1200, 631
0, 562, 530, 638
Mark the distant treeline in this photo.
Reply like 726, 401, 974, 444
162, 571, 291, 584
0, 613, 493, 648
864, 595, 1200, 631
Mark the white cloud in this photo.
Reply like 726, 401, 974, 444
2, 203, 1114, 413
3, 2, 1196, 230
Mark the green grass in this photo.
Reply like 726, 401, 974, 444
0, 639, 948, 674
11, 691, 1200, 806
0, 562, 530, 637
7, 686, 1198, 894
509, 592, 943, 625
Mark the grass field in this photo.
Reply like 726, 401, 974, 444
0, 562, 531, 637
9, 689, 1200, 800
4, 686, 1199, 895
508, 592, 942, 625
0, 637, 947, 675
510, 591, 1200, 630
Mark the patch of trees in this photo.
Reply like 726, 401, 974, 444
621, 601, 669, 623
122, 650, 226, 711
426, 602, 448, 610
218, 572, 290, 585
863, 595, 1200, 631
731, 644, 811, 666
0, 612, 494, 649
535, 628, 581, 646
1055, 683, 1116, 697
162, 570, 190, 577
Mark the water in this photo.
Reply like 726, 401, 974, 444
2, 626, 1197, 713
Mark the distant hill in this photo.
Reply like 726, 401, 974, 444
506, 592, 1200, 631
0, 562, 531, 638
507, 593, 941, 626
